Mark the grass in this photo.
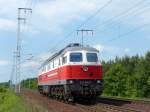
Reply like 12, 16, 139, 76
101, 94, 150, 102
0, 87, 32, 112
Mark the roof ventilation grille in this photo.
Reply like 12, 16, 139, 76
67, 43, 81, 48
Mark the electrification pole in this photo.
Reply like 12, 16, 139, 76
77, 29, 94, 46
15, 8, 32, 93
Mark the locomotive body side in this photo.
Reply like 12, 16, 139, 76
38, 44, 103, 100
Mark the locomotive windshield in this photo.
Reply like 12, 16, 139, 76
86, 53, 98, 62
70, 53, 83, 62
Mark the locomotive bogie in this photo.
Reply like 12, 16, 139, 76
38, 79, 103, 99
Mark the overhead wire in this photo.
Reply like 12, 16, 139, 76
66, 0, 149, 51
94, 0, 149, 32
102, 21, 150, 44
102, 2, 150, 44
20, 0, 39, 80
21, 0, 38, 55
98, 20, 150, 58
24, 0, 113, 68
47, 0, 113, 53
32, 0, 145, 61
25, 0, 150, 64
20, 0, 33, 67
47, 0, 149, 54
23, 0, 37, 34
94, 4, 150, 37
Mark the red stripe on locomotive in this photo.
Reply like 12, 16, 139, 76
38, 65, 102, 84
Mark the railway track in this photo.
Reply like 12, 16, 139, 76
20, 89, 150, 112
97, 103, 140, 112
97, 97, 150, 112
99, 96, 150, 105
75, 99, 142, 112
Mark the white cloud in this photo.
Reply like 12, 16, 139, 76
0, 60, 9, 66
0, 0, 25, 32
22, 61, 40, 68
1, 0, 150, 35
30, 0, 150, 37
105, 45, 120, 54
0, 0, 24, 15
94, 44, 133, 60
94, 44, 121, 54
21, 52, 53, 68
0, 18, 16, 31
32, 0, 108, 35
93, 44, 104, 52
37, 52, 54, 61
124, 48, 131, 53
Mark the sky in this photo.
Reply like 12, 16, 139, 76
0, 0, 150, 82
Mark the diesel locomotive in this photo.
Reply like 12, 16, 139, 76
38, 43, 103, 101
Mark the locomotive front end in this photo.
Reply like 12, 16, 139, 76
65, 49, 103, 99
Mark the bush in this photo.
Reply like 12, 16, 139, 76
0, 89, 32, 112
0, 87, 7, 93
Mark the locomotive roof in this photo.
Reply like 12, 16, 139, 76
40, 43, 99, 68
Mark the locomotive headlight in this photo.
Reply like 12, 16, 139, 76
69, 80, 73, 84
83, 66, 88, 72
97, 80, 101, 84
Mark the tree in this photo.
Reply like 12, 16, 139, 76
103, 64, 128, 97
102, 51, 150, 98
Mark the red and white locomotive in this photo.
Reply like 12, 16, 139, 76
38, 43, 103, 101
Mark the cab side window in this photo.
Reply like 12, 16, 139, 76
62, 56, 67, 65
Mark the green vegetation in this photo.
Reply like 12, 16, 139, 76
0, 82, 9, 88
102, 51, 150, 98
0, 87, 32, 112
21, 78, 37, 89
21, 51, 150, 99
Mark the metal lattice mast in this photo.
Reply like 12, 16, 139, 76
15, 8, 32, 93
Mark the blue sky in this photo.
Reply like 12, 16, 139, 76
0, 0, 150, 82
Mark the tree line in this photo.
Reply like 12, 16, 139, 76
0, 82, 9, 88
21, 78, 37, 89
102, 51, 150, 98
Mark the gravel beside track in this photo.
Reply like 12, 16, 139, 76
20, 89, 150, 112
98, 97, 150, 112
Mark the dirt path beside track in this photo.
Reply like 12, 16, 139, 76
20, 89, 150, 112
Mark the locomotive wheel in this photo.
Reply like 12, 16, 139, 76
40, 85, 75, 103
